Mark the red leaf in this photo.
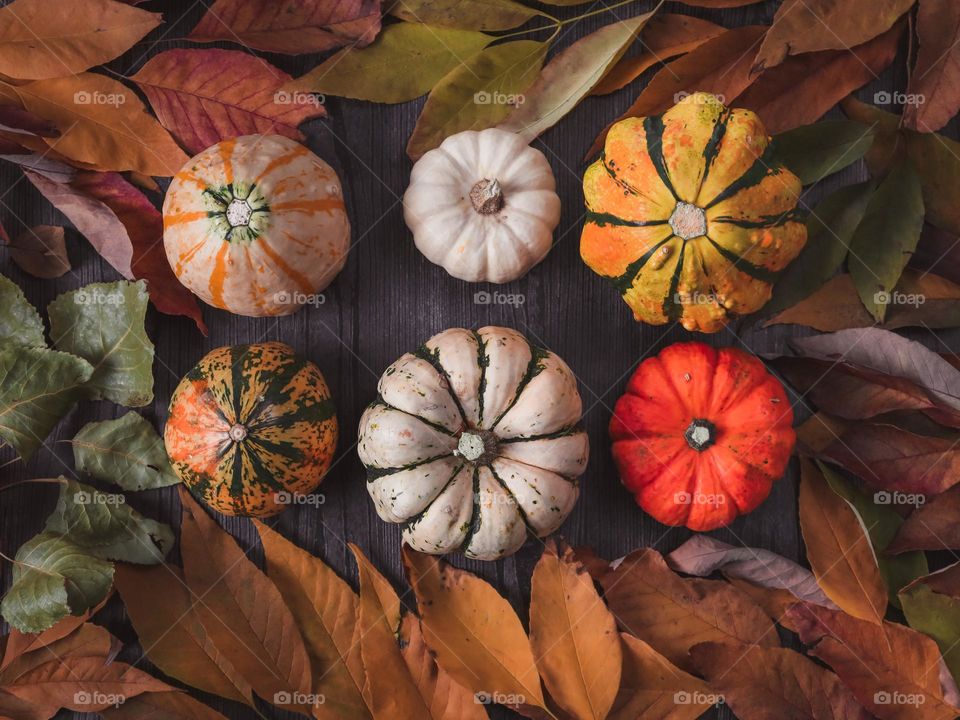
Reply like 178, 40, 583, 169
131, 49, 326, 155
189, 0, 382, 55
889, 485, 960, 553
905, 0, 960, 132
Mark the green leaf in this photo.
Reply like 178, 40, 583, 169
498, 10, 656, 141
820, 461, 928, 607
760, 181, 874, 318
0, 273, 45, 348
407, 40, 548, 159
0, 532, 114, 633
47, 280, 155, 407
773, 120, 875, 185
287, 23, 491, 104
44, 478, 174, 564
900, 584, 960, 685
0, 347, 93, 459
848, 157, 925, 322
389, 0, 545, 31
70, 412, 179, 491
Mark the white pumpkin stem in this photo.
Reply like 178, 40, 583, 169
456, 429, 497, 463
228, 424, 248, 442
226, 198, 253, 227
470, 178, 504, 215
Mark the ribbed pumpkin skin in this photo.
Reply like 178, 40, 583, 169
163, 134, 350, 317
581, 92, 806, 333
610, 342, 794, 531
164, 342, 338, 517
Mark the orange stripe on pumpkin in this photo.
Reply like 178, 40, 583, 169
271, 198, 343, 214
209, 242, 230, 308
254, 145, 309, 185
174, 171, 208, 192
258, 239, 314, 295
218, 138, 237, 185
164, 210, 208, 228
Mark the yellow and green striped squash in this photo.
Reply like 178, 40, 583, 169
164, 342, 338, 517
581, 92, 807, 333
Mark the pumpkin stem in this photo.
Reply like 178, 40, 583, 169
228, 423, 248, 442
669, 201, 706, 240
684, 419, 716, 451
226, 198, 254, 227
456, 429, 497, 463
470, 178, 504, 215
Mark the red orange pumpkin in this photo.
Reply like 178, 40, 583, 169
610, 342, 794, 530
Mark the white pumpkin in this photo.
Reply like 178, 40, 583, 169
403, 128, 561, 283
358, 326, 587, 561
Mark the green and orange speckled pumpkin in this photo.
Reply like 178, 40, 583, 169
164, 342, 338, 517
581, 92, 807, 333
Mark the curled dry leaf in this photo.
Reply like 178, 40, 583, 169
4, 225, 70, 279
890, 485, 960, 553
904, 0, 960, 132
690, 642, 871, 720
0, 0, 160, 80
131, 49, 326, 155
401, 546, 546, 711
599, 548, 778, 673
189, 0, 382, 55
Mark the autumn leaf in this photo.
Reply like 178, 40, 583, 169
113, 563, 254, 706
407, 40, 547, 159
3, 225, 69, 279
591, 14, 725, 96
890, 485, 960, 553
99, 691, 229, 719
0, 0, 160, 80
287, 23, 491, 104
773, 121, 875, 186
904, 0, 960, 132
189, 0, 382, 55
528, 539, 621, 720
599, 548, 777, 672
253, 520, 370, 720
131, 49, 325, 155
0, 595, 110, 672
753, 0, 914, 72
389, 0, 541, 31
912, 223, 960, 285
691, 642, 870, 719
0, 273, 46, 349
178, 488, 312, 710
900, 577, 960, 686
675, 0, 763, 5
498, 9, 657, 141
799, 458, 887, 624
402, 546, 546, 710
0, 623, 118, 685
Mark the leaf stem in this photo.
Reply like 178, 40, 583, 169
496, 0, 660, 41
0, 477, 66, 494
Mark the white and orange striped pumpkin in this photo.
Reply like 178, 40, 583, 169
163, 134, 350, 317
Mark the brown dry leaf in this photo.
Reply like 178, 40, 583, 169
253, 521, 371, 720
735, 24, 901, 134
890, 485, 960, 553
0, 0, 160, 80
726, 577, 809, 623
905, 0, 960, 132
14, 73, 189, 176
796, 413, 851, 455
100, 691, 228, 719
189, 0, 381, 55
529, 539, 621, 720
131, 48, 326, 155
753, 0, 914, 72
113, 563, 253, 706
586, 25, 766, 158
609, 633, 711, 720
178, 488, 312, 711
789, 602, 960, 719
4, 225, 69, 278
691, 641, 871, 719
401, 546, 546, 711
799, 458, 887, 624
675, 0, 762, 5
0, 623, 118, 685
591, 14, 725, 96
599, 549, 778, 673
349, 544, 431, 719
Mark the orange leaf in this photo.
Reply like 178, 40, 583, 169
99, 691, 228, 719
690, 641, 871, 719
113, 563, 253, 706
253, 521, 371, 720
0, 623, 118, 686
178, 488, 312, 710
529, 539, 621, 720
799, 458, 888, 624
402, 546, 546, 710
599, 549, 778, 672
904, 0, 960, 132
0, 0, 160, 80
610, 633, 712, 720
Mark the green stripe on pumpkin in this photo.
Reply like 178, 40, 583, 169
703, 145, 782, 209
643, 115, 680, 202
698, 107, 732, 193
705, 235, 779, 283
609, 231, 677, 294
585, 211, 669, 228
710, 208, 806, 229
662, 240, 688, 320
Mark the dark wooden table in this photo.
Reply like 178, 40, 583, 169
2, 1, 956, 718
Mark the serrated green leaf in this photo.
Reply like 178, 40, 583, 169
70, 412, 179, 491
0, 273, 45, 348
900, 584, 960, 685
0, 532, 114, 633
44, 478, 174, 564
849, 158, 925, 322
407, 40, 548, 159
390, 0, 544, 31
773, 120, 875, 185
48, 280, 155, 407
288, 23, 492, 104
761, 181, 875, 319
0, 347, 93, 459
498, 10, 656, 141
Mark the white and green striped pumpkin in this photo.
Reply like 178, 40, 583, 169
358, 326, 587, 561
